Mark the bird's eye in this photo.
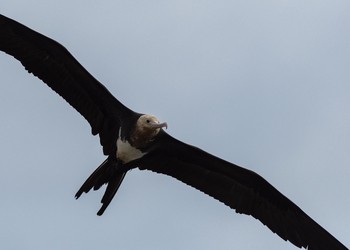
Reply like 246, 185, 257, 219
146, 119, 150, 123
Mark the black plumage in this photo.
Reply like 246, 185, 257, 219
0, 14, 347, 250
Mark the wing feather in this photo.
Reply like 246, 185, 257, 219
137, 132, 347, 250
0, 14, 132, 155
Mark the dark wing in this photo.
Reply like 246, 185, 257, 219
137, 132, 347, 250
0, 14, 133, 155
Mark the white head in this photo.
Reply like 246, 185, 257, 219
133, 114, 168, 145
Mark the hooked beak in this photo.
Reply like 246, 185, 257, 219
150, 121, 168, 129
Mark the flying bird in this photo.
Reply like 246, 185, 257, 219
0, 14, 347, 250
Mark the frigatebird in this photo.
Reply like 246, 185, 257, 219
0, 14, 347, 250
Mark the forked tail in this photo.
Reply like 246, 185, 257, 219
75, 157, 126, 215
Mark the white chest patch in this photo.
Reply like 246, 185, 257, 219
116, 138, 146, 163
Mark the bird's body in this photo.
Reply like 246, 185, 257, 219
0, 14, 348, 250
75, 113, 168, 214
116, 114, 167, 164
117, 135, 147, 163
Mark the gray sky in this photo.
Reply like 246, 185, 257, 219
1, 1, 349, 249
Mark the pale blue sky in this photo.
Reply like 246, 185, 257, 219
1, 1, 349, 249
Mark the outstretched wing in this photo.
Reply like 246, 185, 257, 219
137, 132, 347, 250
0, 14, 133, 155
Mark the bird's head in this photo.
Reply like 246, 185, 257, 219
133, 114, 168, 145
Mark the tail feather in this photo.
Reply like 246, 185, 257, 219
98, 171, 126, 216
75, 159, 109, 198
75, 158, 126, 215
93, 163, 115, 191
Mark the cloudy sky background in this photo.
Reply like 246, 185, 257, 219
1, 1, 349, 249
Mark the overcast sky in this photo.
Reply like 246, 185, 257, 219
1, 1, 349, 250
